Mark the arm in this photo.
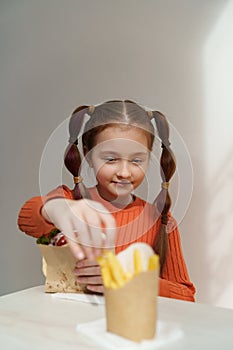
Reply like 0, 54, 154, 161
17, 185, 73, 238
159, 220, 196, 302
18, 185, 116, 261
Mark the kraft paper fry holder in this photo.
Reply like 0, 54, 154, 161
104, 268, 159, 343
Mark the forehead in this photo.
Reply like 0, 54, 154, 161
93, 125, 150, 151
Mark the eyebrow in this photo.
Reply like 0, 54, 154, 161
99, 151, 148, 157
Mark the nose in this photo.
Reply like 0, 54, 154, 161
116, 160, 131, 178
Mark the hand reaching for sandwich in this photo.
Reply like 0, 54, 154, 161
41, 198, 116, 261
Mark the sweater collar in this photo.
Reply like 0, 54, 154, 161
87, 186, 143, 213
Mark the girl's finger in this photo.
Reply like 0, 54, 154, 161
59, 222, 85, 260
74, 266, 101, 276
69, 215, 96, 260
101, 215, 116, 250
87, 201, 116, 239
88, 208, 116, 250
79, 211, 107, 257
76, 259, 99, 268
76, 229, 96, 260
66, 235, 85, 260
77, 275, 102, 285
86, 284, 104, 294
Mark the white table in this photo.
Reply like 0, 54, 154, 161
0, 286, 233, 349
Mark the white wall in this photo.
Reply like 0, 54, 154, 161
202, 1, 233, 308
1, 0, 232, 308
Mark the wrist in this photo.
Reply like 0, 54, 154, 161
41, 203, 52, 223
42, 198, 64, 223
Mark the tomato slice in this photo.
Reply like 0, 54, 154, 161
56, 235, 67, 246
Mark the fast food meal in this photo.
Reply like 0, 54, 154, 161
97, 243, 160, 342
37, 228, 83, 293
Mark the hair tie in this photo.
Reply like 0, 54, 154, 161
161, 214, 168, 225
161, 142, 171, 149
89, 105, 95, 114
147, 110, 153, 119
73, 176, 83, 184
161, 182, 170, 190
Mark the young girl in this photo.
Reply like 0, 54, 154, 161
18, 100, 196, 301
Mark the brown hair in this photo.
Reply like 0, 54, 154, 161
152, 110, 176, 269
64, 100, 176, 271
82, 100, 154, 150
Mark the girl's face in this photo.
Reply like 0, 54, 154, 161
86, 126, 151, 206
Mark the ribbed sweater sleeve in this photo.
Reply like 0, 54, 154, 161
159, 223, 196, 302
17, 186, 73, 238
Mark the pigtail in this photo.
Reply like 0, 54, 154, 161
152, 111, 176, 271
64, 105, 89, 200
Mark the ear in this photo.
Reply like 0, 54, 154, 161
83, 146, 93, 167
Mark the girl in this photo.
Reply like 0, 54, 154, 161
18, 100, 196, 301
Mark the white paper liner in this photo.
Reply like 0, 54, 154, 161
51, 292, 105, 305
76, 318, 183, 349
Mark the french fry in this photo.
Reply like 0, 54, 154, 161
133, 249, 143, 275
97, 252, 127, 288
109, 280, 118, 289
124, 271, 133, 282
97, 255, 110, 287
148, 254, 159, 271
101, 265, 112, 288
106, 252, 126, 288
97, 247, 159, 289
96, 255, 107, 268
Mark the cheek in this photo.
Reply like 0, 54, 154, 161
136, 169, 146, 182
93, 163, 112, 179
134, 164, 148, 181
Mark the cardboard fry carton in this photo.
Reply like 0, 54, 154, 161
38, 244, 83, 293
104, 268, 159, 342
98, 243, 160, 342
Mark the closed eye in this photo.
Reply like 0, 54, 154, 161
104, 157, 118, 163
132, 158, 143, 164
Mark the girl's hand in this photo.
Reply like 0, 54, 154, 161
74, 259, 104, 294
42, 198, 116, 260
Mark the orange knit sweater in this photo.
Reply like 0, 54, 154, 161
18, 185, 196, 301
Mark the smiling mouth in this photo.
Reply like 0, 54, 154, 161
112, 181, 132, 185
